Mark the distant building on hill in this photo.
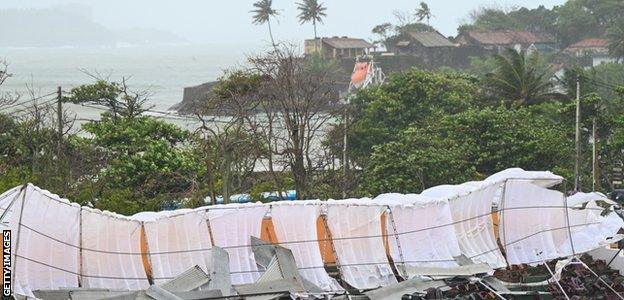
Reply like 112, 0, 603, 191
565, 38, 616, 66
387, 30, 463, 66
305, 37, 373, 59
390, 31, 456, 55
456, 30, 556, 53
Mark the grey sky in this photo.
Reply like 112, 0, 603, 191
2, 0, 566, 48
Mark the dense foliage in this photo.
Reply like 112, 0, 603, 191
349, 69, 481, 165
462, 0, 624, 47
363, 107, 571, 194
1, 0, 624, 214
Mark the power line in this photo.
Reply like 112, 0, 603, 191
16, 202, 606, 256
12, 219, 604, 279
0, 91, 57, 111
7, 98, 58, 118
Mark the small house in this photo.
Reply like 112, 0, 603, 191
456, 30, 556, 53
390, 31, 456, 55
565, 38, 616, 66
305, 37, 373, 59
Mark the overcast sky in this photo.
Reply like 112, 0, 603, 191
2, 0, 566, 49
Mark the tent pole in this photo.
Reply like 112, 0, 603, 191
386, 206, 406, 278
78, 208, 84, 287
0, 184, 28, 224
12, 184, 29, 296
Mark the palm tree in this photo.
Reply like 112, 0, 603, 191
251, 0, 279, 48
297, 0, 327, 39
486, 48, 554, 106
415, 2, 432, 26
607, 24, 624, 63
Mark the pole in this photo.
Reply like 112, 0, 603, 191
574, 77, 581, 192
57, 86, 62, 155
56, 86, 65, 191
593, 117, 599, 191
342, 104, 349, 199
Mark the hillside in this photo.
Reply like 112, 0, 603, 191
0, 7, 184, 47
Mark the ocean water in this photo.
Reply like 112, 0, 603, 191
0, 44, 251, 127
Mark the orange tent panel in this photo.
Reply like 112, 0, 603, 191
261, 217, 279, 244
317, 215, 337, 265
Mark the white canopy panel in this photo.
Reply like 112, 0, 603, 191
326, 199, 397, 289
423, 182, 507, 268
144, 208, 213, 285
373, 194, 461, 276
270, 201, 343, 292
8, 185, 80, 298
81, 208, 150, 290
207, 204, 268, 285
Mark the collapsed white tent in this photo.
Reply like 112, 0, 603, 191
7, 185, 81, 298
372, 193, 461, 278
269, 201, 344, 292
81, 208, 150, 290
325, 199, 397, 289
0, 168, 621, 298
422, 181, 508, 268
143, 208, 214, 285
207, 203, 268, 285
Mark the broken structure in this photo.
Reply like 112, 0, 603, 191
0, 168, 622, 299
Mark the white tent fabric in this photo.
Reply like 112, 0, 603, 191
500, 180, 567, 265
270, 201, 343, 292
1, 168, 623, 298
207, 204, 268, 285
0, 186, 20, 231
500, 180, 623, 266
485, 168, 563, 188
485, 168, 564, 207
373, 194, 461, 276
8, 185, 81, 298
81, 208, 149, 290
559, 201, 623, 257
567, 192, 617, 207
422, 182, 507, 268
325, 199, 397, 289
144, 208, 213, 285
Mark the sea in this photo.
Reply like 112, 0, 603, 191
0, 44, 254, 130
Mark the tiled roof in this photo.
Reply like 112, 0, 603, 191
320, 37, 373, 49
567, 38, 609, 49
407, 31, 455, 47
462, 30, 555, 45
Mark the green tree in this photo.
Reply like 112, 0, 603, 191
363, 106, 571, 194
466, 7, 519, 31
347, 68, 480, 165
251, 0, 280, 49
296, 0, 327, 39
67, 79, 149, 120
485, 49, 555, 106
81, 114, 198, 213
607, 23, 624, 62
415, 2, 432, 26
371, 22, 393, 48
